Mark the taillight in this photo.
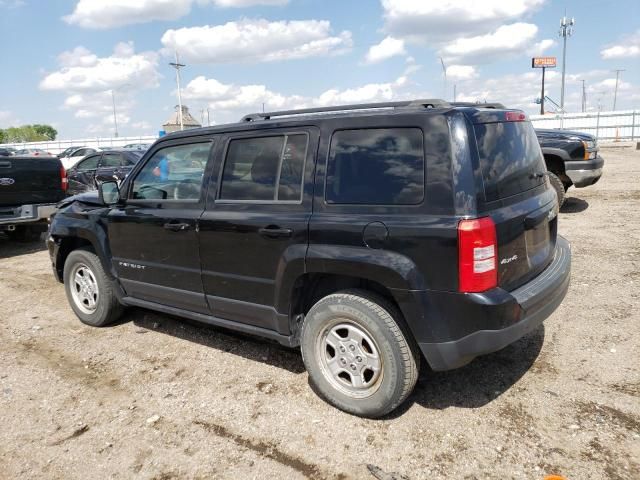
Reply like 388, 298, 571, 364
60, 166, 68, 192
458, 217, 497, 292
505, 111, 526, 122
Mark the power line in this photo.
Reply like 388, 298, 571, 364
612, 69, 625, 111
169, 51, 186, 131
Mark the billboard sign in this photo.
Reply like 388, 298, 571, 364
532, 57, 557, 68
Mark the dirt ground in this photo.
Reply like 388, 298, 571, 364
0, 146, 638, 480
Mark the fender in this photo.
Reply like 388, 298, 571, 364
540, 147, 571, 162
50, 205, 117, 281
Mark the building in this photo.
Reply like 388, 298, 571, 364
162, 105, 201, 133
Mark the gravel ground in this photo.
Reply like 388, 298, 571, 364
0, 146, 638, 480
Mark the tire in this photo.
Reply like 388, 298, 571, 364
63, 248, 124, 327
301, 289, 419, 418
547, 171, 566, 207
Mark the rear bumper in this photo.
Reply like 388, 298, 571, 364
0, 203, 57, 228
565, 156, 604, 188
411, 236, 571, 371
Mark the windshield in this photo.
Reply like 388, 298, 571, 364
474, 121, 546, 202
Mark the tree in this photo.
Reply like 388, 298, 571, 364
0, 124, 57, 142
32, 124, 58, 140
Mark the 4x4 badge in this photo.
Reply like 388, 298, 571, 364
0, 178, 15, 186
500, 255, 518, 265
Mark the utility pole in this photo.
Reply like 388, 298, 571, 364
169, 51, 186, 130
453, 83, 457, 102
580, 79, 587, 112
111, 90, 119, 137
558, 15, 575, 111
207, 108, 210, 127
613, 69, 625, 111
439, 57, 447, 100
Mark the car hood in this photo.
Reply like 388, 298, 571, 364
535, 128, 595, 142
56, 191, 102, 209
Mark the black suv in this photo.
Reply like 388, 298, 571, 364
47, 100, 571, 417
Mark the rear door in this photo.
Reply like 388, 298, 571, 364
66, 153, 101, 195
198, 128, 317, 334
473, 115, 557, 290
95, 152, 124, 185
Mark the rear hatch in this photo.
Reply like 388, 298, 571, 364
0, 156, 65, 208
472, 112, 557, 291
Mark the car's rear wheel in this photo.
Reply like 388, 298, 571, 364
301, 289, 419, 418
63, 248, 124, 327
547, 171, 566, 207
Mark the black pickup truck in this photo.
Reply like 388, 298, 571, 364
536, 129, 604, 206
0, 156, 67, 241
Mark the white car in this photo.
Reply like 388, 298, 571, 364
59, 147, 101, 170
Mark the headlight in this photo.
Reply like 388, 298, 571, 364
582, 140, 597, 159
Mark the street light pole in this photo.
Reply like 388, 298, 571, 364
169, 51, 186, 131
613, 69, 625, 111
558, 15, 574, 112
111, 90, 118, 138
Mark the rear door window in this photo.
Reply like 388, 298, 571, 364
76, 155, 100, 170
474, 121, 546, 201
219, 134, 307, 202
326, 128, 424, 205
99, 153, 122, 168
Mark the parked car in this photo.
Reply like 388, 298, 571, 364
122, 143, 152, 151
65, 149, 144, 196
59, 147, 101, 170
535, 129, 604, 206
0, 147, 17, 156
14, 148, 53, 156
0, 155, 67, 241
57, 146, 84, 159
47, 100, 571, 417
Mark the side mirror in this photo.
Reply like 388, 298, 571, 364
99, 181, 121, 205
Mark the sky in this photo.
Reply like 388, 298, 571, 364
0, 0, 638, 139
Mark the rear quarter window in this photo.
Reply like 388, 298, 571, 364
326, 128, 424, 205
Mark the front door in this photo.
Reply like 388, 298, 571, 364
198, 128, 318, 334
107, 138, 215, 313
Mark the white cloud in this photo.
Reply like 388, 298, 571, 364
0, 110, 20, 128
440, 23, 539, 64
40, 43, 160, 136
528, 39, 556, 56
446, 65, 477, 81
600, 30, 640, 59
161, 19, 352, 64
209, 0, 288, 6
181, 73, 414, 122
40, 42, 159, 93
381, 0, 545, 42
64, 0, 289, 29
64, 0, 193, 29
364, 36, 406, 64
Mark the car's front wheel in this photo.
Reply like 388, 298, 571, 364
63, 248, 124, 327
301, 290, 419, 418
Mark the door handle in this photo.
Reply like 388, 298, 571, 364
258, 226, 293, 238
164, 221, 191, 232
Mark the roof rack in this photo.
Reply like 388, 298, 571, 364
450, 102, 506, 109
240, 99, 451, 122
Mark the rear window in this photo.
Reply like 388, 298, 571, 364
474, 121, 546, 202
326, 128, 424, 205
